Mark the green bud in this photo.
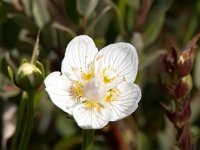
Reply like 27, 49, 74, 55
15, 63, 44, 91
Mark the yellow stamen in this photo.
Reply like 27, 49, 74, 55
70, 81, 83, 100
84, 101, 102, 111
81, 64, 95, 81
105, 89, 120, 102
102, 66, 118, 84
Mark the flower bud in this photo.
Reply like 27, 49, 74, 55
168, 81, 188, 100
15, 63, 44, 91
161, 48, 177, 74
168, 75, 192, 101
177, 48, 195, 77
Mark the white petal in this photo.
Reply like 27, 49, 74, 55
108, 82, 141, 121
95, 43, 138, 83
44, 71, 75, 114
61, 35, 98, 80
72, 104, 111, 129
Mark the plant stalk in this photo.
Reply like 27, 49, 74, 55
11, 91, 27, 150
18, 91, 34, 150
82, 129, 95, 150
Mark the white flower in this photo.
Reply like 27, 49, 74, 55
44, 35, 141, 129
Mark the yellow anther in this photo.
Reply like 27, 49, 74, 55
105, 89, 120, 102
84, 101, 102, 111
103, 76, 116, 84
102, 66, 111, 74
102, 66, 118, 84
81, 64, 95, 81
105, 94, 113, 102
70, 81, 83, 100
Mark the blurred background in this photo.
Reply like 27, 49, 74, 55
0, 0, 200, 150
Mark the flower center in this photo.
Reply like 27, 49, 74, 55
70, 76, 121, 111
83, 78, 106, 102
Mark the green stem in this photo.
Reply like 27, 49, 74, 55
104, 0, 127, 37
18, 91, 35, 150
85, 6, 111, 34
82, 129, 95, 150
5, 52, 17, 72
11, 91, 27, 150
30, 32, 40, 65
52, 22, 77, 38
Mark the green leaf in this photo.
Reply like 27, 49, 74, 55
127, 0, 140, 10
104, 0, 126, 36
36, 61, 45, 79
126, 7, 135, 32
7, 66, 14, 82
143, 13, 165, 48
52, 22, 76, 38
183, 15, 198, 46
1, 53, 17, 77
32, 0, 50, 29
86, 5, 111, 35
118, 0, 140, 31
93, 2, 113, 37
77, 0, 99, 18
143, 0, 172, 48
117, 0, 127, 19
